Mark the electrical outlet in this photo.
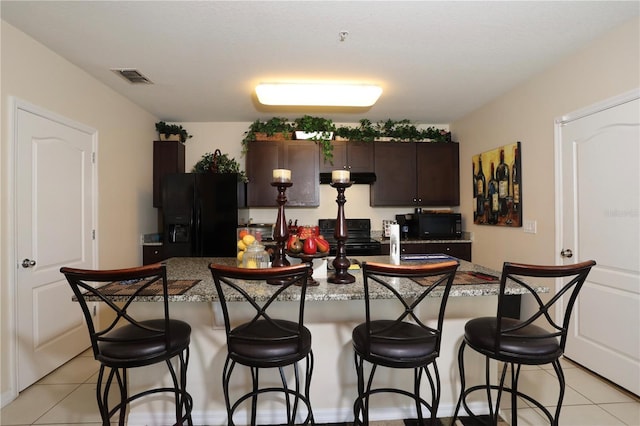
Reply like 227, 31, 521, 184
523, 220, 537, 234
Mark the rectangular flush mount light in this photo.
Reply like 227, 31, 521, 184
256, 83, 382, 107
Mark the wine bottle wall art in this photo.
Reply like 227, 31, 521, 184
472, 141, 522, 227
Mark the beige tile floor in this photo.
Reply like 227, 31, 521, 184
1, 351, 638, 425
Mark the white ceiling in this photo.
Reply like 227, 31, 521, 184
2, 1, 638, 124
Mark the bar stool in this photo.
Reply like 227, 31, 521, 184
453, 260, 596, 426
352, 260, 460, 425
209, 263, 315, 426
60, 263, 193, 426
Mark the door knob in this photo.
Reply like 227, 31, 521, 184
560, 249, 573, 258
21, 258, 36, 268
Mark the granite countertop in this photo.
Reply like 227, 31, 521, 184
107, 255, 547, 303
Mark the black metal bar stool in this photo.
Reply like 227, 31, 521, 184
453, 260, 596, 426
60, 263, 193, 426
209, 263, 315, 426
352, 260, 460, 425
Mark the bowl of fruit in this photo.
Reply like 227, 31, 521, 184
286, 225, 330, 258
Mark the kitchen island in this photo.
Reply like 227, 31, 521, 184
115, 256, 547, 425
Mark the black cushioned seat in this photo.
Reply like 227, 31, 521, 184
61, 263, 193, 426
209, 263, 315, 426
453, 260, 596, 426
352, 260, 460, 425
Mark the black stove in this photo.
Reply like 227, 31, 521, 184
318, 218, 382, 256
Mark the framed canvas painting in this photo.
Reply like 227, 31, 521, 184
472, 141, 521, 227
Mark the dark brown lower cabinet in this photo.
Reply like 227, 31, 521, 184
143, 245, 166, 265
380, 241, 471, 262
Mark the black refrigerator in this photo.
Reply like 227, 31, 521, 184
161, 173, 244, 258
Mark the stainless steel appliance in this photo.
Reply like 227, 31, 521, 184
318, 218, 381, 256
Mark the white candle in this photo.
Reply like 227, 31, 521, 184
331, 170, 350, 183
272, 169, 291, 182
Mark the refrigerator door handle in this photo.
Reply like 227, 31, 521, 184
194, 201, 202, 256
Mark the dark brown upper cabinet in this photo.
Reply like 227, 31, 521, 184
319, 140, 375, 174
370, 142, 459, 207
245, 140, 319, 207
153, 140, 185, 207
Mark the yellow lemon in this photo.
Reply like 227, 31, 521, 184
237, 240, 247, 251
245, 259, 257, 269
242, 234, 256, 246
237, 250, 244, 261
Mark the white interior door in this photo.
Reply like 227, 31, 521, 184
557, 91, 639, 395
15, 103, 96, 391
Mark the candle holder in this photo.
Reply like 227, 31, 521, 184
268, 181, 292, 285
328, 181, 355, 284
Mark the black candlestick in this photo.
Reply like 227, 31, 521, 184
268, 181, 292, 285
328, 181, 355, 284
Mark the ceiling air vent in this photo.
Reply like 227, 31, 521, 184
112, 69, 153, 84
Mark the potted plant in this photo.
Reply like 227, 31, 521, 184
241, 117, 294, 155
192, 150, 248, 182
336, 119, 379, 142
293, 115, 336, 163
155, 121, 192, 143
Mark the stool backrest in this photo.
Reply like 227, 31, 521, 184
496, 260, 596, 354
360, 260, 460, 354
60, 263, 171, 359
209, 263, 313, 345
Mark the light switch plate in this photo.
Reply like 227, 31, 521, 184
523, 220, 537, 234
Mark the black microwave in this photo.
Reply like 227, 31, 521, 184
415, 213, 462, 240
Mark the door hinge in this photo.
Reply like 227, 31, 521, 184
92, 229, 95, 240
92, 152, 96, 163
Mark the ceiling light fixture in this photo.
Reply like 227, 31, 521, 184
255, 83, 382, 107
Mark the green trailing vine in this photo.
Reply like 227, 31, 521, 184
241, 116, 452, 162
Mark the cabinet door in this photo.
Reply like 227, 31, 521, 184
246, 141, 280, 207
284, 141, 319, 207
246, 140, 319, 207
400, 243, 426, 254
346, 141, 375, 173
320, 140, 374, 174
416, 142, 460, 206
143, 245, 166, 265
320, 140, 347, 173
424, 242, 471, 261
153, 141, 185, 207
370, 142, 416, 206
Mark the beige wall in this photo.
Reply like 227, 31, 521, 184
1, 22, 158, 402
452, 17, 640, 272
